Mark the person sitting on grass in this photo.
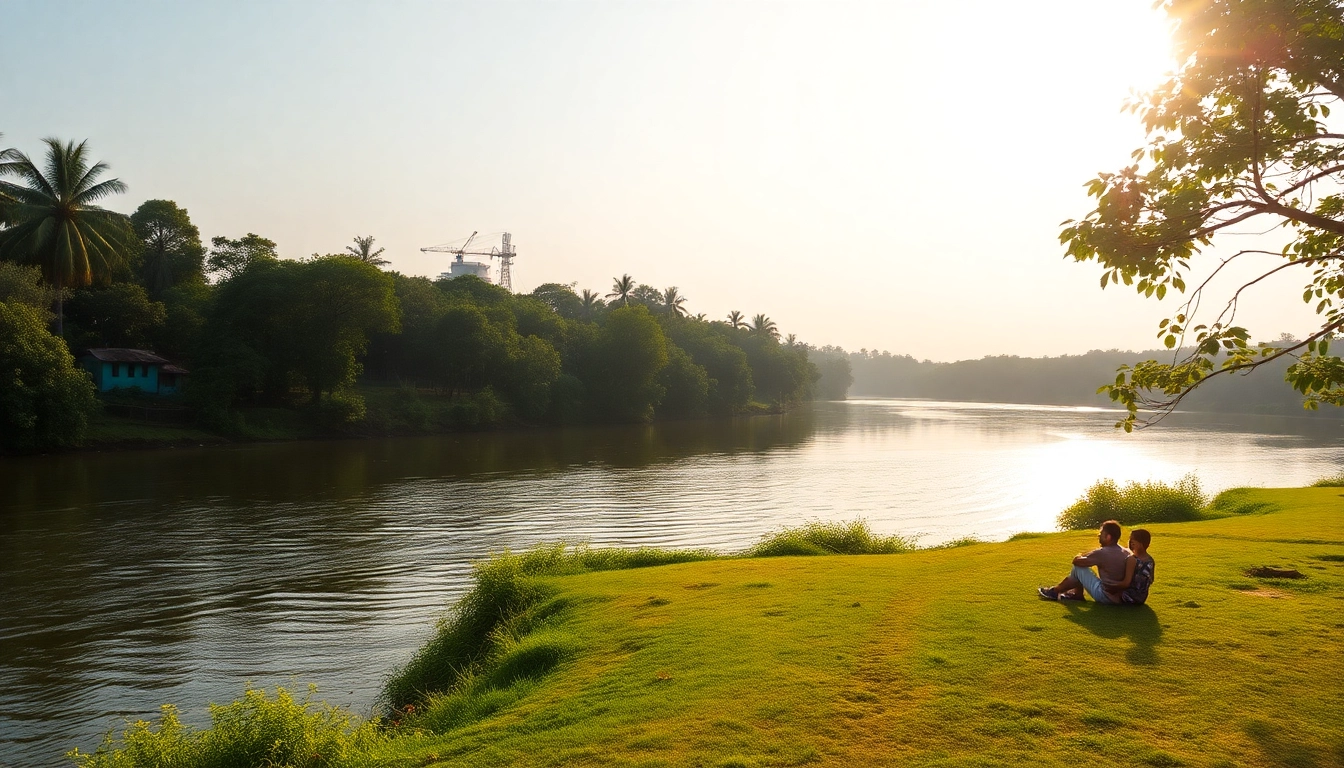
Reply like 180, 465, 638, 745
1105, 528, 1155, 605
1037, 519, 1129, 603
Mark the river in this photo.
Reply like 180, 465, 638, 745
2, 399, 1341, 766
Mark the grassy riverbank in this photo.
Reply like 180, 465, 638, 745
75, 487, 1344, 767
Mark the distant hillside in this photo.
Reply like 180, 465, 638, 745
846, 347, 1344, 418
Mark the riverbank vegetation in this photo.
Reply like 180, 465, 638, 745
70, 486, 1344, 767
0, 137, 838, 454
1056, 474, 1209, 530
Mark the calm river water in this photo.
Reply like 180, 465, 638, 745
2, 399, 1342, 765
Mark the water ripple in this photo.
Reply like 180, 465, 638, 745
1, 401, 1341, 766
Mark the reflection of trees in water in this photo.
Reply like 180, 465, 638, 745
0, 410, 824, 514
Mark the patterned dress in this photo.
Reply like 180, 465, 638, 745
1121, 557, 1155, 605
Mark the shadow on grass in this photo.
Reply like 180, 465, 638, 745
1244, 717, 1344, 768
1060, 603, 1163, 665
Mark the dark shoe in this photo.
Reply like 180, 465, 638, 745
1038, 586, 1059, 600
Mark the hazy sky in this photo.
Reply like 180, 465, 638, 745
1, 1, 1320, 360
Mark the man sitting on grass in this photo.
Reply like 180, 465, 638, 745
1038, 519, 1128, 603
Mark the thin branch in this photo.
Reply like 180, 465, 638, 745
1137, 317, 1344, 428
1274, 163, 1344, 197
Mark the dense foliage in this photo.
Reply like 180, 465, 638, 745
1057, 474, 1208, 530
0, 300, 98, 452
1062, 0, 1344, 428
0, 133, 822, 448
67, 687, 386, 768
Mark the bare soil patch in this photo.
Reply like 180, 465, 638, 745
1245, 566, 1305, 579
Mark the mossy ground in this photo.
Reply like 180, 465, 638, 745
386, 487, 1344, 768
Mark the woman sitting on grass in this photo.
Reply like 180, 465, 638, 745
1108, 528, 1155, 605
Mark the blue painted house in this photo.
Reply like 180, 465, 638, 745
79, 349, 189, 395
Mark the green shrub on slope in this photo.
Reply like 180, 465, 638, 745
1057, 474, 1207, 530
1311, 471, 1344, 487
68, 686, 384, 768
750, 520, 914, 557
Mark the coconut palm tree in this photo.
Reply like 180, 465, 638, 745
607, 273, 635, 306
345, 235, 389, 267
662, 286, 688, 317
784, 333, 797, 347
750, 314, 779, 340
727, 310, 745, 329
580, 288, 605, 319
0, 138, 131, 336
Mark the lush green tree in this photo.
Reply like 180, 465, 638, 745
438, 274, 512, 307
197, 256, 398, 407
750, 314, 779, 340
0, 138, 133, 335
130, 200, 205, 296
531, 282, 583, 318
206, 233, 278, 282
197, 258, 295, 403
366, 273, 449, 382
64, 282, 167, 349
289, 256, 400, 403
661, 317, 754, 414
587, 304, 668, 421
662, 286, 688, 317
155, 280, 212, 361
0, 262, 58, 312
346, 235, 389, 267
511, 294, 568, 348
1062, 0, 1344, 429
0, 301, 98, 452
630, 283, 663, 309
607, 273, 635, 306
504, 333, 563, 420
739, 334, 818, 407
657, 344, 710, 418
429, 302, 509, 395
726, 310, 746, 330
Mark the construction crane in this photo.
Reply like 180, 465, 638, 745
420, 231, 516, 292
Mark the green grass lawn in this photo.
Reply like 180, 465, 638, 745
381, 487, 1344, 768
82, 411, 224, 447
76, 488, 1344, 768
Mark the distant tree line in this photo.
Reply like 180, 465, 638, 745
0, 136, 830, 452
844, 345, 1344, 418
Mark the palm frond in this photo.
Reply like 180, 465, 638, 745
5, 153, 55, 199
44, 138, 73, 198
73, 178, 127, 205
70, 158, 111, 197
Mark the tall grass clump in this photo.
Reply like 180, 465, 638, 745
749, 520, 914, 557
67, 686, 385, 768
381, 542, 715, 711
1057, 474, 1207, 530
1311, 471, 1344, 487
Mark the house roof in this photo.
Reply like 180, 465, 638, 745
81, 348, 169, 364
160, 364, 190, 375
